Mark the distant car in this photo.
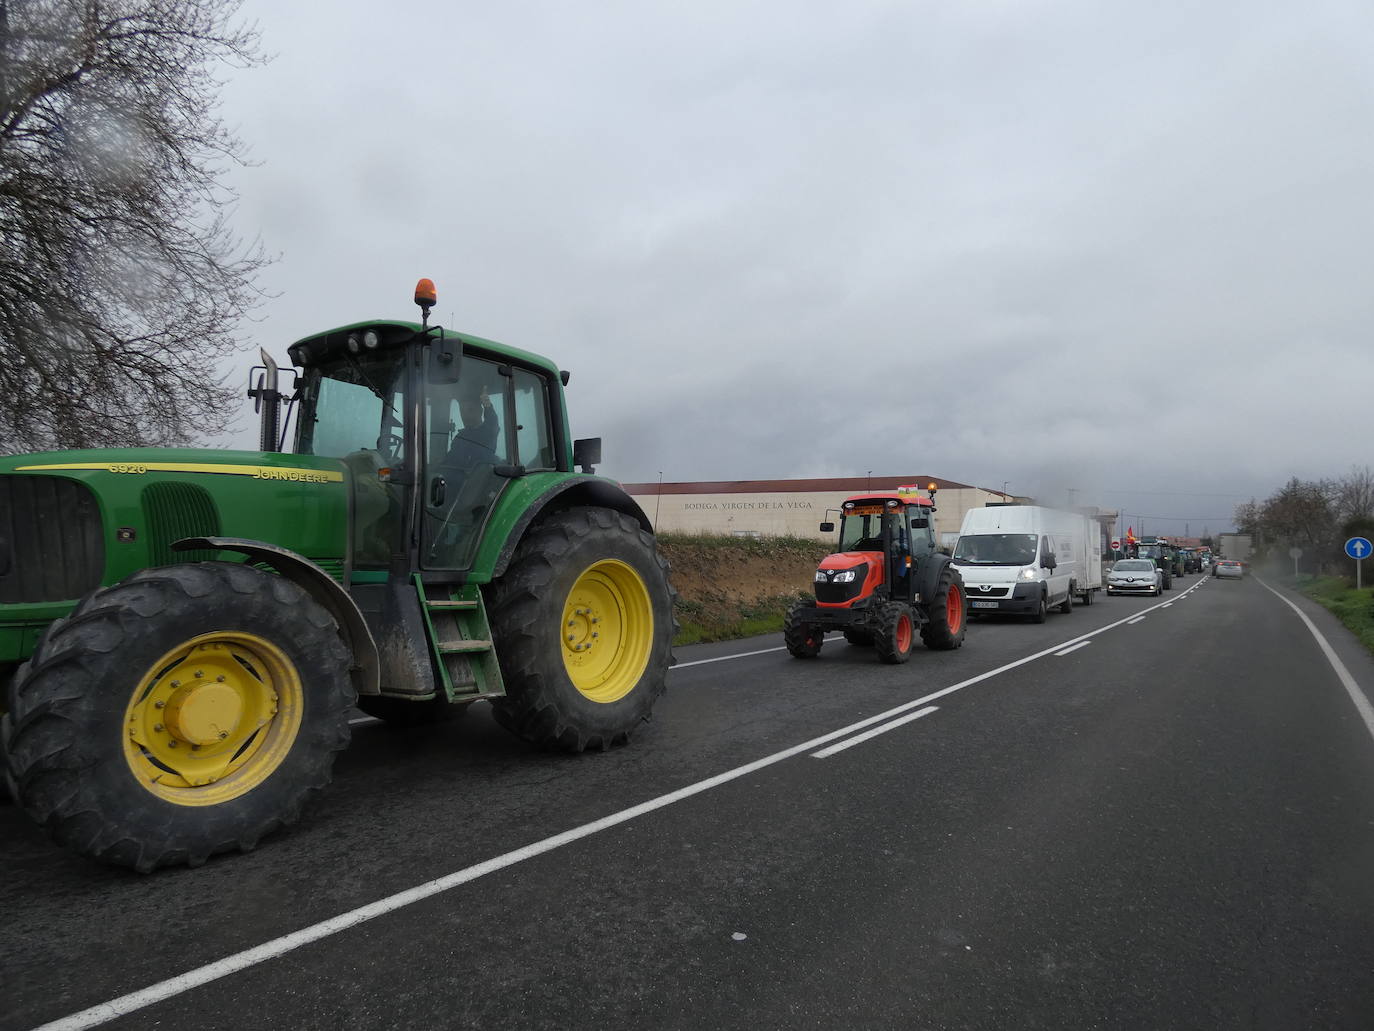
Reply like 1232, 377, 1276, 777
1214, 559, 1244, 579
1107, 558, 1163, 596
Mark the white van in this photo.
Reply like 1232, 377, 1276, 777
950, 506, 1101, 622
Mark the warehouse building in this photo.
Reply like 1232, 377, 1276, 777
620, 475, 1014, 548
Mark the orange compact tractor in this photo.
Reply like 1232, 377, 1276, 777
784, 484, 967, 663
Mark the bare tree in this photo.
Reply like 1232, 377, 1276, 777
1332, 465, 1374, 525
0, 0, 268, 454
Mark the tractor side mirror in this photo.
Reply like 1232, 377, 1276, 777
573, 437, 601, 474
819, 521, 835, 533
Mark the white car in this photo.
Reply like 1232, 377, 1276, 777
1106, 559, 1163, 596
1214, 559, 1244, 579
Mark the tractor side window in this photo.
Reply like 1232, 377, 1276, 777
512, 369, 556, 472
423, 355, 511, 570
908, 514, 935, 558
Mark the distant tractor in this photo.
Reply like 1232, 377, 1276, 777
0, 280, 676, 872
784, 484, 967, 663
1131, 537, 1179, 589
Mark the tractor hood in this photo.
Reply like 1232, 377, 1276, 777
817, 552, 876, 573
1, 448, 351, 633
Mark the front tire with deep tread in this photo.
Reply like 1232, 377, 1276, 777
486, 508, 676, 752
784, 600, 825, 658
4, 562, 354, 873
874, 603, 915, 664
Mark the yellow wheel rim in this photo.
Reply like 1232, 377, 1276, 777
122, 632, 303, 806
561, 559, 654, 703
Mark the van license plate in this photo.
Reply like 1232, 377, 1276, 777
970, 600, 999, 609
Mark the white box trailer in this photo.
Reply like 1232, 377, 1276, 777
951, 505, 1103, 621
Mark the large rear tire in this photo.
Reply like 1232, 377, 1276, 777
920, 565, 967, 651
486, 508, 676, 752
784, 600, 825, 658
3, 563, 354, 872
874, 603, 915, 664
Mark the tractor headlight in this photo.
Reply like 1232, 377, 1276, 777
363, 329, 381, 349
833, 569, 859, 583
814, 570, 828, 583
347, 333, 362, 353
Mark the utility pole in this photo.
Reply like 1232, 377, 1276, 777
653, 471, 663, 531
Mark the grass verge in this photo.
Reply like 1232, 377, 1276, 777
1293, 575, 1374, 656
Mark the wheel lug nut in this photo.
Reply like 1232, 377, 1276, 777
219, 731, 228, 740
566, 634, 576, 642
216, 675, 226, 683
194, 670, 204, 678
153, 723, 164, 732
154, 700, 165, 709
167, 740, 178, 748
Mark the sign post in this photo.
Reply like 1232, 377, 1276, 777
1345, 536, 1372, 590
1289, 546, 1303, 578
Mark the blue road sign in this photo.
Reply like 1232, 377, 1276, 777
1345, 536, 1372, 560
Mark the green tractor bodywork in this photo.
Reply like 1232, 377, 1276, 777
1, 297, 675, 871
1133, 537, 1183, 588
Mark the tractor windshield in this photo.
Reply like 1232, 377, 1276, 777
951, 533, 1038, 566
296, 351, 407, 462
840, 510, 897, 552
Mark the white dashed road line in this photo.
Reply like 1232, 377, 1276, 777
811, 707, 939, 758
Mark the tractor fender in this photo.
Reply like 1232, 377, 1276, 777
914, 552, 957, 608
491, 478, 652, 579
172, 536, 381, 696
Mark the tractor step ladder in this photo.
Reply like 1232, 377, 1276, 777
414, 577, 505, 701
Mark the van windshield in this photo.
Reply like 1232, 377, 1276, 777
951, 533, 1038, 565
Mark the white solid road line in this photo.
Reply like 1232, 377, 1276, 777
1127, 616, 1147, 625
811, 707, 940, 758
35, 578, 1208, 1031
1256, 576, 1374, 746
1055, 641, 1091, 656
671, 645, 788, 669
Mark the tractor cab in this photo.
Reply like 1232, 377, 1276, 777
281, 280, 578, 574
816, 486, 940, 610
785, 483, 967, 664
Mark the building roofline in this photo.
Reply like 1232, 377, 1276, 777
619, 475, 987, 495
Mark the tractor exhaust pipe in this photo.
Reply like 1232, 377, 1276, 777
248, 348, 283, 453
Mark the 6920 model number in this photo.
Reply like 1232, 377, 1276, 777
107, 463, 148, 474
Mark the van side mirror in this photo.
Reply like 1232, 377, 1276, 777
1044, 553, 1057, 570
819, 521, 835, 533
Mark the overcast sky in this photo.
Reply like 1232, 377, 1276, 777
214, 0, 1374, 536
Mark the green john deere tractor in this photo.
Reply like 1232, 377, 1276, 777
0, 279, 676, 872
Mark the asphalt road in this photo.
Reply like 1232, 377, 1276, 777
5, 573, 1374, 1030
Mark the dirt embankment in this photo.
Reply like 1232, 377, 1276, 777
654, 534, 831, 644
